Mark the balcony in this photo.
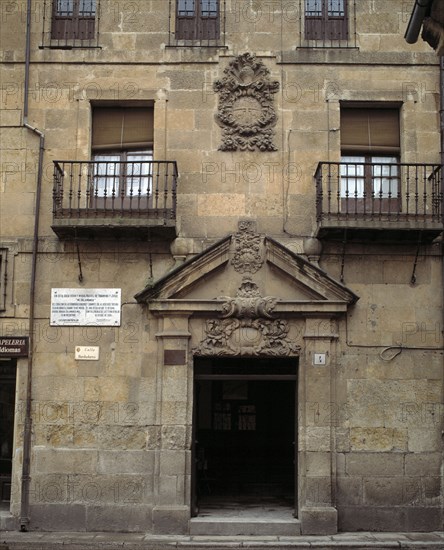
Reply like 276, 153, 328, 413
51, 160, 178, 239
315, 162, 443, 242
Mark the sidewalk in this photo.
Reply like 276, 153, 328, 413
1, 530, 444, 550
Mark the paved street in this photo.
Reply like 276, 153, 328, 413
1, 530, 444, 549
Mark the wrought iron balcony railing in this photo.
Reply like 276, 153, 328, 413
52, 160, 178, 237
315, 162, 443, 238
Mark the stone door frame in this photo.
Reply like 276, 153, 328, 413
150, 307, 344, 535
137, 227, 358, 534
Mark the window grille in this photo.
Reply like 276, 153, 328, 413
299, 0, 356, 48
169, 0, 226, 47
40, 0, 100, 49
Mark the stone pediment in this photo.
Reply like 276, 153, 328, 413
134, 222, 358, 317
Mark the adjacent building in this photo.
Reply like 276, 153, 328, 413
0, 0, 443, 535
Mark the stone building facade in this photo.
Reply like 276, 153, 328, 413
0, 0, 443, 535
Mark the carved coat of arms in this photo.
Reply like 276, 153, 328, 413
213, 53, 280, 152
193, 222, 301, 358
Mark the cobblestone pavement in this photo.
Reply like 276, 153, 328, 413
1, 531, 444, 549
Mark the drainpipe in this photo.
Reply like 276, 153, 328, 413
440, 57, 444, 210
20, 0, 45, 532
404, 0, 432, 44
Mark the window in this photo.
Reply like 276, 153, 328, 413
51, 0, 96, 41
91, 107, 154, 209
340, 107, 401, 213
305, 0, 348, 41
176, 0, 220, 41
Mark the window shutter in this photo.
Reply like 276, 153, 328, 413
92, 107, 154, 151
176, 0, 219, 40
340, 108, 400, 154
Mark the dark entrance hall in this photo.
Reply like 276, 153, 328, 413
193, 358, 297, 515
0, 359, 17, 510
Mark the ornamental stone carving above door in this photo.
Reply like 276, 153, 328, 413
135, 221, 358, 361
213, 53, 280, 152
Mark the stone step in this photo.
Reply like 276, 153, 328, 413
0, 511, 17, 532
189, 517, 302, 536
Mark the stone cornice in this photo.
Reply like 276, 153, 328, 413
265, 237, 359, 305
148, 299, 350, 316
135, 235, 231, 302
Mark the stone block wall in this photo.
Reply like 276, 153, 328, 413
0, 0, 442, 534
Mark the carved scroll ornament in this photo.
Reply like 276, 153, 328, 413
220, 277, 276, 319
194, 318, 300, 357
194, 277, 300, 357
213, 53, 280, 152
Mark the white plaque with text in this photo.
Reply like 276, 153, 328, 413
51, 288, 121, 326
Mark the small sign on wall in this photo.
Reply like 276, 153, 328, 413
0, 337, 29, 357
313, 353, 327, 366
75, 346, 100, 361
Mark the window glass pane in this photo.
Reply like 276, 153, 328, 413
372, 156, 399, 198
201, 0, 218, 16
79, 0, 96, 16
328, 0, 344, 16
56, 0, 74, 16
178, 0, 195, 16
93, 155, 120, 198
306, 0, 322, 16
340, 156, 365, 197
126, 152, 153, 197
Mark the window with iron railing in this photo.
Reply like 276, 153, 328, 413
41, 0, 100, 48
340, 106, 401, 212
305, 0, 347, 40
340, 157, 400, 213
169, 0, 225, 46
92, 152, 153, 209
300, 0, 356, 48
52, 103, 179, 230
91, 106, 154, 209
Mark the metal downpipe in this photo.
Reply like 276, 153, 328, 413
20, 0, 45, 532
404, 0, 433, 44
440, 56, 444, 191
